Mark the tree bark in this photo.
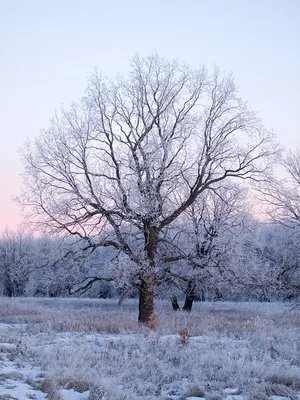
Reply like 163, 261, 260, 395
182, 281, 195, 312
138, 280, 155, 323
138, 222, 157, 324
171, 295, 181, 311
199, 289, 205, 302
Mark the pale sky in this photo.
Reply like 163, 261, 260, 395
0, 0, 299, 233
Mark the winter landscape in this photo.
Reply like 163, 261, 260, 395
1, 2, 300, 400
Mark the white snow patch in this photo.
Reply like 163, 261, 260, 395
224, 388, 240, 394
60, 388, 90, 400
186, 397, 206, 400
0, 342, 17, 352
224, 396, 246, 400
0, 379, 47, 399
269, 397, 291, 400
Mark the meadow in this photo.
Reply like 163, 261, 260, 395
0, 298, 299, 400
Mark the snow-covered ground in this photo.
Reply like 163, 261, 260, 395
0, 298, 299, 399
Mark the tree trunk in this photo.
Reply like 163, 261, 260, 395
183, 281, 195, 312
214, 287, 223, 300
138, 280, 155, 323
171, 295, 180, 311
182, 295, 194, 312
138, 221, 158, 324
5, 282, 13, 297
199, 289, 205, 302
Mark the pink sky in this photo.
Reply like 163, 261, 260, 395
1, 0, 299, 234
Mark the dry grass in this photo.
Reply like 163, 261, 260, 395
38, 377, 89, 400
248, 382, 298, 400
0, 372, 24, 381
0, 297, 299, 399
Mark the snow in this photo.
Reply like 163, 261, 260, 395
60, 389, 90, 400
224, 388, 240, 394
0, 325, 91, 399
224, 396, 246, 400
0, 379, 47, 399
269, 397, 291, 400
186, 398, 206, 400
0, 339, 47, 399
0, 342, 17, 351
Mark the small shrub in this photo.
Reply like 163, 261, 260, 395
7, 337, 21, 344
179, 328, 190, 345
268, 345, 279, 358
57, 377, 89, 393
39, 378, 62, 400
266, 372, 300, 389
249, 382, 297, 400
184, 383, 205, 398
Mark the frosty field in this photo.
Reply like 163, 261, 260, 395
0, 298, 299, 400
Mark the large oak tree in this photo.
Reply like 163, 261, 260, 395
21, 54, 276, 323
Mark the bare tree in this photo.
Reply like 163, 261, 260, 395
263, 148, 300, 225
20, 53, 276, 323
26, 235, 71, 297
229, 218, 300, 301
161, 183, 247, 311
0, 229, 34, 296
259, 148, 300, 300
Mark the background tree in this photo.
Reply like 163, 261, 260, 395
0, 231, 68, 297
0, 229, 34, 296
263, 148, 300, 225
229, 219, 300, 301
160, 183, 247, 311
258, 147, 300, 300
26, 236, 70, 297
20, 53, 276, 323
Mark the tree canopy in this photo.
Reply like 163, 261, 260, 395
20, 53, 277, 322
